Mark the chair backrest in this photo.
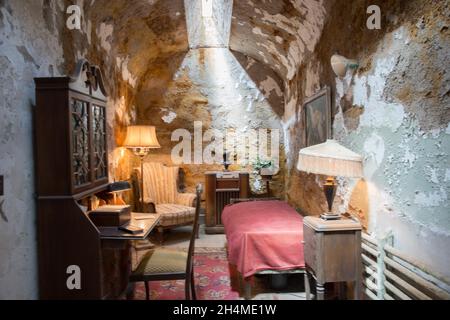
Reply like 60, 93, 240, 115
186, 184, 203, 277
142, 162, 179, 204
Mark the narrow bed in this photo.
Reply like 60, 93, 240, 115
222, 200, 305, 298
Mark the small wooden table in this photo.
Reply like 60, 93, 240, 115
97, 213, 161, 299
303, 216, 362, 300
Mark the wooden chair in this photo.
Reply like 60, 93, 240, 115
129, 184, 203, 300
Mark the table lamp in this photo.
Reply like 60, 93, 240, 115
124, 126, 161, 211
297, 139, 363, 220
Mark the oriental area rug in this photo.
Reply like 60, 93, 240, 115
133, 249, 240, 300
132, 248, 306, 300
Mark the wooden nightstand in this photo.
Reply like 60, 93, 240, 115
303, 216, 362, 300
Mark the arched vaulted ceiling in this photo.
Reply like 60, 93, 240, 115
230, 0, 329, 81
85, 0, 189, 87
83, 0, 329, 91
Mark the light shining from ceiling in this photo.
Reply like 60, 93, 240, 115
186, 0, 232, 48
202, 0, 213, 17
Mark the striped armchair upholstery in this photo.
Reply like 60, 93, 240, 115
141, 163, 197, 229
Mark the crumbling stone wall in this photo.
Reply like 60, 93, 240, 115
131, 0, 287, 196
134, 47, 286, 195
0, 0, 142, 298
0, 0, 289, 298
0, 0, 67, 299
285, 0, 450, 278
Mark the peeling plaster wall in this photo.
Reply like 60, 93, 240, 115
185, 0, 232, 48
68, 0, 190, 192
211, 0, 233, 47
287, 0, 450, 278
0, 0, 143, 298
136, 47, 286, 196
228, 0, 330, 173
230, 0, 328, 83
0, 0, 66, 299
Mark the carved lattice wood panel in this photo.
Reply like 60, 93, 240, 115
92, 104, 107, 181
71, 99, 90, 187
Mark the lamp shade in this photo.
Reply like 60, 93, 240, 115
331, 54, 359, 78
123, 126, 161, 149
297, 139, 363, 178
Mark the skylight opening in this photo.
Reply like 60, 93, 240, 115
186, 0, 232, 49
202, 0, 213, 17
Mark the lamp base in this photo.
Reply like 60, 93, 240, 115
320, 212, 342, 221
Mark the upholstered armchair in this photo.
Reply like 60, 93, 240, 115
131, 162, 198, 243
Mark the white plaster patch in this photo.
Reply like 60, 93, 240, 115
285, 95, 297, 122
335, 77, 345, 99
332, 109, 347, 140
353, 29, 410, 131
354, 61, 405, 130
275, 36, 283, 44
305, 67, 320, 97
425, 166, 440, 184
336, 177, 358, 215
246, 99, 255, 112
113, 96, 132, 126
429, 128, 441, 138
161, 109, 177, 124
445, 169, 450, 182
401, 146, 417, 169
86, 20, 92, 45
281, 115, 296, 163
363, 133, 385, 179
116, 57, 137, 88
257, 49, 269, 64
414, 188, 448, 207
260, 76, 282, 97
98, 23, 113, 52
252, 27, 266, 37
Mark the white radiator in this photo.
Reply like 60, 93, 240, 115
361, 232, 450, 300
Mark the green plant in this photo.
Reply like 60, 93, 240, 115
251, 158, 273, 171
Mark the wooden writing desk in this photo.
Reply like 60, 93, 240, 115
34, 63, 158, 300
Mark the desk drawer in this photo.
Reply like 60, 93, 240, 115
216, 179, 239, 189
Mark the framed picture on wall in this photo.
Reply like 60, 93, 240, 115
303, 86, 332, 147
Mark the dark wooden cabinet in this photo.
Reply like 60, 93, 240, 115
34, 60, 116, 299
35, 70, 108, 197
205, 172, 249, 234
303, 216, 362, 300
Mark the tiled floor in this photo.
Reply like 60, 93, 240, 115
162, 225, 228, 249
147, 224, 307, 300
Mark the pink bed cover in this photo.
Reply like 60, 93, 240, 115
222, 200, 305, 278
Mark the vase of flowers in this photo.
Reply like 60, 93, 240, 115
251, 158, 274, 193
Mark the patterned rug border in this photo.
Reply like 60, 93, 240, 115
173, 247, 227, 254
195, 247, 227, 254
